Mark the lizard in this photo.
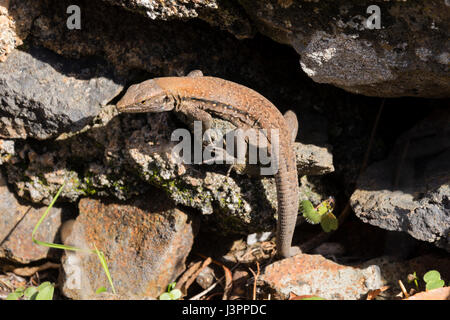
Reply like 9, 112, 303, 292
116, 70, 301, 258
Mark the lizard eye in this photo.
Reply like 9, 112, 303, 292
163, 96, 171, 103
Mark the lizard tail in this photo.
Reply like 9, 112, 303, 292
275, 154, 301, 258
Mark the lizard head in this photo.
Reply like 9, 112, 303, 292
116, 79, 176, 113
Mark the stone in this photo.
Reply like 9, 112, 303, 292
59, 193, 196, 299
0, 171, 63, 263
0, 46, 123, 139
239, 0, 450, 98
102, 0, 219, 20
359, 254, 450, 291
350, 109, 450, 251
0, 0, 42, 62
260, 254, 383, 300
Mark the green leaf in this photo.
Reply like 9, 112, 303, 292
93, 244, 116, 294
96, 287, 107, 294
426, 280, 445, 291
37, 281, 52, 291
6, 292, 22, 300
30, 183, 117, 297
35, 283, 54, 300
14, 287, 25, 295
320, 212, 338, 232
24, 286, 39, 299
423, 270, 441, 283
159, 292, 173, 300
167, 282, 176, 292
169, 289, 182, 300
301, 200, 321, 224
316, 204, 328, 216
316, 198, 335, 216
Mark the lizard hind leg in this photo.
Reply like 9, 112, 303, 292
283, 110, 299, 143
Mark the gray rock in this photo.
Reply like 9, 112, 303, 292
351, 109, 450, 251
359, 254, 450, 291
239, 0, 450, 98
102, 0, 254, 39
59, 195, 195, 299
2, 104, 332, 236
0, 46, 123, 139
119, 112, 332, 235
0, 171, 63, 263
294, 143, 334, 176
102, 0, 219, 20
14, 0, 449, 98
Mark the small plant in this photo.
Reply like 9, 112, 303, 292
159, 282, 182, 300
31, 182, 116, 295
7, 282, 54, 300
300, 198, 338, 233
407, 272, 419, 289
423, 270, 445, 291
407, 269, 446, 294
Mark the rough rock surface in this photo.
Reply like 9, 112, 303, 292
351, 109, 450, 251
0, 1, 16, 62
4, 0, 449, 98
0, 0, 42, 62
0, 171, 63, 263
260, 254, 383, 300
0, 46, 123, 139
238, 0, 450, 98
1, 104, 332, 235
60, 194, 195, 299
359, 254, 450, 289
0, 138, 14, 165
103, 0, 220, 20
103, 0, 254, 39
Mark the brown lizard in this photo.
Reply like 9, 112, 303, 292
116, 71, 301, 258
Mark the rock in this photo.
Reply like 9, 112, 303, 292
406, 287, 450, 300
239, 0, 450, 98
350, 109, 450, 251
0, 1, 16, 62
359, 254, 450, 290
260, 254, 382, 300
0, 46, 123, 139
311, 242, 346, 260
0, 0, 334, 236
195, 265, 216, 290
59, 193, 196, 300
3, 108, 332, 236
103, 0, 254, 39
102, 0, 220, 20
0, 171, 63, 263
0, 139, 14, 165
0, 0, 42, 62
15, 0, 449, 98
294, 143, 334, 176
120, 112, 331, 235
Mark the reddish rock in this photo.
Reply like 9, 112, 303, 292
60, 193, 196, 299
260, 254, 382, 300
0, 172, 62, 263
